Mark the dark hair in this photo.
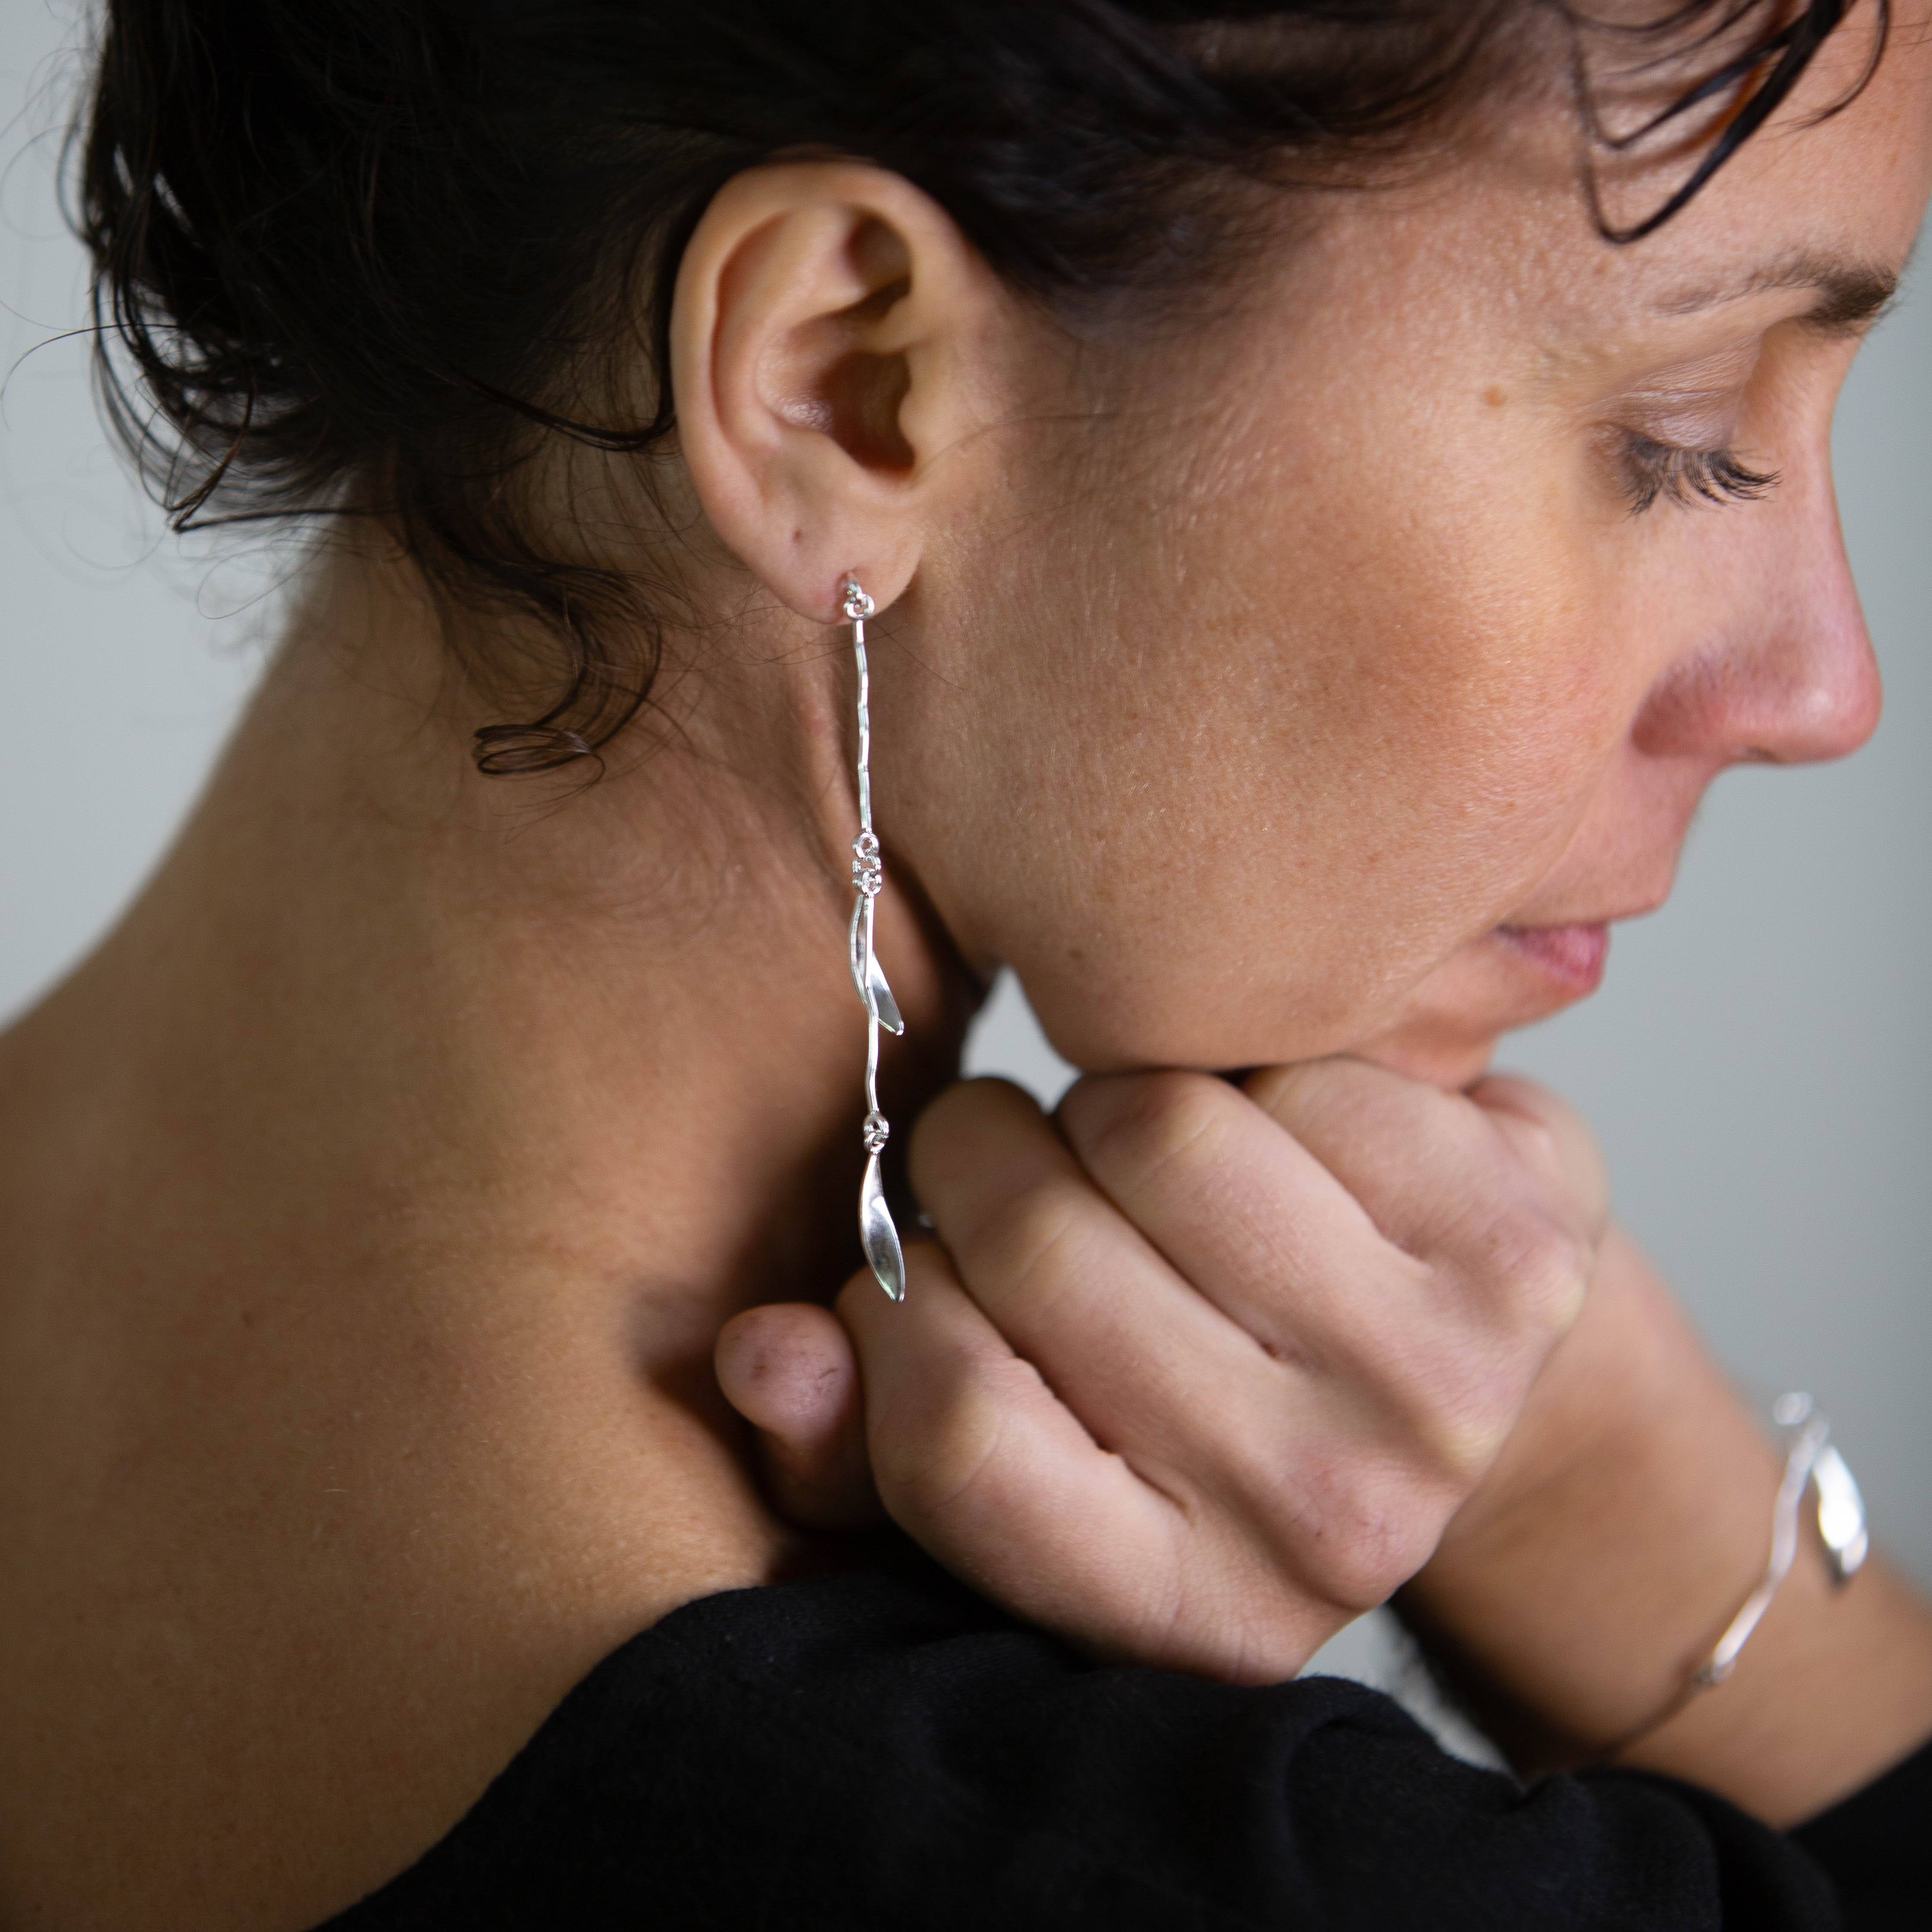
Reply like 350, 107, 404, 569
75, 0, 1884, 774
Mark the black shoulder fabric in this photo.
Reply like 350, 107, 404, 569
1789, 1736, 1932, 1932
315, 1547, 1903, 1931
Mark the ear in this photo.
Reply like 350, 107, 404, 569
670, 162, 1005, 623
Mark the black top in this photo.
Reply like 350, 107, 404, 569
318, 1541, 1929, 1930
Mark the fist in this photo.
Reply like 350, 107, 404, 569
719, 1060, 1607, 1684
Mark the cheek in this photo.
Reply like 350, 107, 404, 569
896, 234, 1665, 1071
922, 576, 1627, 1071
930, 469, 1627, 1071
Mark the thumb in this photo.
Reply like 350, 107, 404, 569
715, 1301, 886, 1530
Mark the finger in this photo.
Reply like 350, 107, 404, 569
714, 1303, 884, 1530
1244, 1058, 1594, 1338
1053, 1067, 1435, 1377
842, 1242, 1393, 1677
838, 1242, 1301, 1674
1058, 1064, 1577, 1482
906, 1079, 1312, 1467
1244, 1058, 1551, 1248
902, 1088, 1521, 1625
909, 1079, 1446, 1560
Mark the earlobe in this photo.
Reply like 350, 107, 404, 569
669, 163, 995, 624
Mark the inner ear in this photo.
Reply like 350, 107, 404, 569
769, 280, 916, 473
766, 214, 917, 473
813, 346, 913, 471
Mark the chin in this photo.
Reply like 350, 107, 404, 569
1349, 1030, 1502, 1092
1339, 924, 1612, 1090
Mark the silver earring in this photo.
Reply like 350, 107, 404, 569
844, 575, 906, 1301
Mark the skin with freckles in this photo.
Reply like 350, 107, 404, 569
0, 8, 1929, 1929
698, 50, 1901, 1084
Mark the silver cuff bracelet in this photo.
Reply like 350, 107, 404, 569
1694, 1391, 1869, 1687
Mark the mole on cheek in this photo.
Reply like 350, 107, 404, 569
1483, 386, 1508, 409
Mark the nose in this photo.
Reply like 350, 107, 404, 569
1630, 480, 1881, 768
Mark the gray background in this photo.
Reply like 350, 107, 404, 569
5, 0, 1929, 1702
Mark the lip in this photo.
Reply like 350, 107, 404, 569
1493, 922, 1611, 998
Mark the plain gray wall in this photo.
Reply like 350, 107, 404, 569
3, 0, 264, 1018
5, 0, 1929, 1684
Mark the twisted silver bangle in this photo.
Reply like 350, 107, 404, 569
1609, 1391, 1869, 1756
1695, 1392, 1868, 1686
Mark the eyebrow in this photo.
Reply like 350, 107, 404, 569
1658, 254, 1900, 333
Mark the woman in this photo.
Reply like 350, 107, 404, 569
1, 0, 1929, 1924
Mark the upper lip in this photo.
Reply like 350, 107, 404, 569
1497, 893, 1666, 932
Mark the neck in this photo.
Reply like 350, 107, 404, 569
0, 538, 984, 1925
6, 533, 976, 1451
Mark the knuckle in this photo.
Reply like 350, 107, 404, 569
871, 1354, 1030, 1523
1507, 1211, 1594, 1337
1284, 1455, 1448, 1609
1410, 1396, 1517, 1490
1467, 1198, 1593, 1339
1345, 1323, 1538, 1496
978, 1178, 1088, 1308
1066, 1069, 1228, 1190
1376, 1372, 1515, 1504
1476, 1076, 1611, 1231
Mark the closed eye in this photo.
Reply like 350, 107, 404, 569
1620, 431, 1779, 516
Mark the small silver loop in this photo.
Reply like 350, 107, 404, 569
841, 575, 876, 623
852, 830, 884, 896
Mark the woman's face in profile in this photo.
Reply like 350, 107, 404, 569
883, 16, 1931, 1085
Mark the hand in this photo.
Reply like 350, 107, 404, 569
723, 1133, 1932, 1826
718, 1061, 1607, 1684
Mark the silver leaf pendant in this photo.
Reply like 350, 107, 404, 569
1814, 1443, 1869, 1582
859, 1151, 906, 1302
848, 899, 905, 1035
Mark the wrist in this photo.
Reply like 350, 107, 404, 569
1397, 1229, 1932, 1822
1401, 1359, 1782, 1762
1397, 1227, 1793, 1754
1611, 1549, 1932, 1825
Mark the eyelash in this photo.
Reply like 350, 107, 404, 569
1618, 432, 1779, 516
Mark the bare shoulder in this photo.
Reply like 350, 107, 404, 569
0, 998, 785, 1930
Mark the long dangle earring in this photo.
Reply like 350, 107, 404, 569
843, 575, 906, 1301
